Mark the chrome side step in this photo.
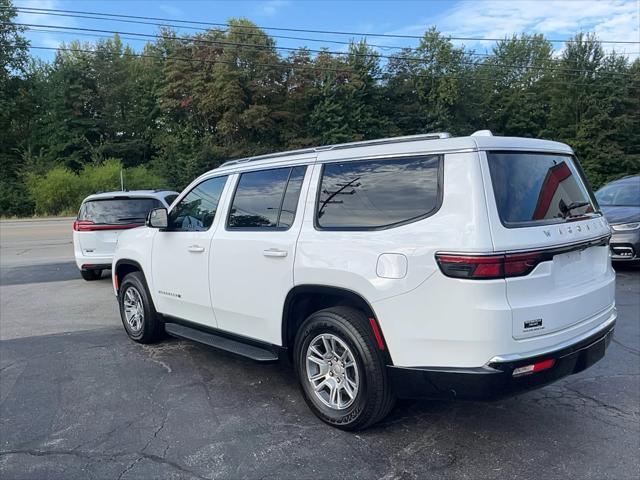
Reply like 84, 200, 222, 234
164, 322, 279, 362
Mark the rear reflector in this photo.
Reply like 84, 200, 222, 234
368, 317, 386, 350
512, 358, 556, 377
435, 251, 543, 279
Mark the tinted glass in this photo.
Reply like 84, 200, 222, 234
228, 167, 291, 229
487, 152, 596, 226
278, 166, 307, 228
164, 194, 178, 206
168, 176, 227, 231
317, 156, 441, 229
596, 180, 640, 207
79, 198, 161, 224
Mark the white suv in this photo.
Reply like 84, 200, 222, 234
73, 190, 178, 280
112, 132, 616, 430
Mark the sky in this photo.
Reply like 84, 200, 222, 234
14, 0, 640, 61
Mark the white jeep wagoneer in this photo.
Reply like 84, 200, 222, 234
112, 131, 615, 430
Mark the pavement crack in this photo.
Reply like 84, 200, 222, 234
139, 452, 211, 480
612, 338, 640, 356
116, 456, 142, 480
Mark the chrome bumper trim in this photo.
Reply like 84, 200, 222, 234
488, 307, 617, 364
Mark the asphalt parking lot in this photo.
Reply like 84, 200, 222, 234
1, 218, 639, 480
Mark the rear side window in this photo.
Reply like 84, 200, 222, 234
79, 198, 162, 225
487, 152, 597, 227
316, 155, 441, 229
227, 166, 307, 230
168, 176, 227, 231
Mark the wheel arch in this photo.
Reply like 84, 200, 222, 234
114, 259, 144, 293
281, 284, 393, 365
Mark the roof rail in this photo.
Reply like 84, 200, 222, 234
220, 132, 452, 168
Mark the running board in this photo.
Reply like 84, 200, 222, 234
164, 322, 279, 362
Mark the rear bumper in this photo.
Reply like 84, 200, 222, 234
388, 318, 615, 400
74, 253, 113, 271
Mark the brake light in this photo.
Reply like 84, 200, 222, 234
73, 220, 94, 231
73, 220, 142, 231
435, 251, 543, 279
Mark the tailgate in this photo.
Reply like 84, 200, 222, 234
482, 151, 615, 339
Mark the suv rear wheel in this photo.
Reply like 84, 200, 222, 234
80, 269, 101, 281
118, 272, 163, 344
294, 306, 395, 430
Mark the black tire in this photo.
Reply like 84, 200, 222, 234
294, 306, 395, 431
118, 272, 163, 344
80, 269, 101, 281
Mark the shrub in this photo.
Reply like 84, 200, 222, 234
26, 159, 167, 215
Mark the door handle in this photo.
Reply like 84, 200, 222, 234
263, 248, 288, 258
188, 245, 205, 253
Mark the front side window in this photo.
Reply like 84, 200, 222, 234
168, 176, 228, 231
79, 198, 162, 225
227, 166, 307, 229
316, 155, 442, 229
487, 152, 597, 227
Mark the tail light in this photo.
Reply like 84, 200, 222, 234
73, 220, 142, 231
73, 220, 94, 231
436, 251, 543, 279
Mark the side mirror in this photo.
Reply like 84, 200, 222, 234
146, 208, 168, 229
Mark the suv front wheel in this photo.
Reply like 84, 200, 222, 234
118, 272, 163, 344
294, 306, 395, 430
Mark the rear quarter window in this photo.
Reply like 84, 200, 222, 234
316, 155, 442, 230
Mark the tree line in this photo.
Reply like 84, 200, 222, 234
1, 0, 639, 216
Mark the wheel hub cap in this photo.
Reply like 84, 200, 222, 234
123, 287, 144, 333
305, 333, 359, 410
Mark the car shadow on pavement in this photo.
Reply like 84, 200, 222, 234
0, 261, 111, 286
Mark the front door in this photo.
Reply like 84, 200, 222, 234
212, 164, 311, 345
151, 176, 229, 328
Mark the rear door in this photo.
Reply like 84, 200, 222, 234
76, 197, 162, 257
211, 164, 310, 345
482, 151, 615, 340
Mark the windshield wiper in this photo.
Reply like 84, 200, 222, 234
116, 217, 146, 222
559, 200, 590, 218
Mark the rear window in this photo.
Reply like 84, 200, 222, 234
487, 152, 597, 227
79, 198, 162, 225
316, 155, 441, 229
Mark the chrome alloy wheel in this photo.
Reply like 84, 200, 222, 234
305, 333, 360, 410
123, 286, 144, 333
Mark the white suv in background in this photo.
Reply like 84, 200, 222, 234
73, 190, 178, 280
112, 132, 616, 430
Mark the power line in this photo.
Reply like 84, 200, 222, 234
11, 7, 640, 68
9, 5, 640, 45
29, 45, 631, 87
12, 23, 636, 77
10, 6, 424, 54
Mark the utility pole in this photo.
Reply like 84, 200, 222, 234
120, 169, 124, 191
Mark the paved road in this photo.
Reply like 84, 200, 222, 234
1, 219, 639, 479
